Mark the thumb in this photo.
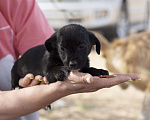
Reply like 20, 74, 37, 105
67, 71, 93, 84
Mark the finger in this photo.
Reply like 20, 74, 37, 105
43, 77, 49, 84
19, 74, 34, 87
28, 75, 43, 87
40, 77, 49, 85
93, 75, 131, 88
67, 71, 93, 84
115, 73, 141, 81
83, 73, 140, 84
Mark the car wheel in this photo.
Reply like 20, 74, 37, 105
116, 3, 129, 38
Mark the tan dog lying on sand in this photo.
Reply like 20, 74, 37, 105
93, 31, 150, 120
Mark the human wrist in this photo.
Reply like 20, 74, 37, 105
47, 81, 71, 99
56, 81, 73, 96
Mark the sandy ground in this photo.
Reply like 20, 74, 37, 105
39, 51, 145, 120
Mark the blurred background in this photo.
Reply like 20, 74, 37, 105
36, 0, 149, 40
36, 0, 150, 120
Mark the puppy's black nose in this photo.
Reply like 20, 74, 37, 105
69, 61, 77, 67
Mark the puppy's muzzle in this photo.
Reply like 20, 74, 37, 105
69, 60, 77, 68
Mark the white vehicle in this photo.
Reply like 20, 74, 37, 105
36, 0, 149, 39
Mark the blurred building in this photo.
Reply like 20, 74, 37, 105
36, 0, 149, 39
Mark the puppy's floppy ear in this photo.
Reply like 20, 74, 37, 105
88, 31, 101, 55
45, 32, 57, 52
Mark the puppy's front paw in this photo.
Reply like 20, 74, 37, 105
92, 69, 109, 76
56, 67, 70, 81
100, 69, 109, 75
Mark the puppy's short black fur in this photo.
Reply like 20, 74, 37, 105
11, 24, 109, 89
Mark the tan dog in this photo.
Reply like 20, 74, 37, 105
93, 31, 150, 120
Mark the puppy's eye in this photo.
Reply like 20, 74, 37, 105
79, 44, 86, 49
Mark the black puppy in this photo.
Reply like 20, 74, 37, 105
11, 24, 109, 88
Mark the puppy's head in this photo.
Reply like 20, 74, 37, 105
45, 24, 101, 70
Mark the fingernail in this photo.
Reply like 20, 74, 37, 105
135, 78, 142, 81
128, 78, 141, 82
128, 79, 133, 82
39, 79, 43, 81
44, 81, 49, 84
30, 78, 34, 80
86, 77, 91, 83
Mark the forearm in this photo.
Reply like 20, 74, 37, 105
0, 72, 140, 120
0, 83, 66, 120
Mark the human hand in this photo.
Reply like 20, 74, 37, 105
54, 71, 141, 95
19, 74, 49, 87
19, 72, 140, 96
